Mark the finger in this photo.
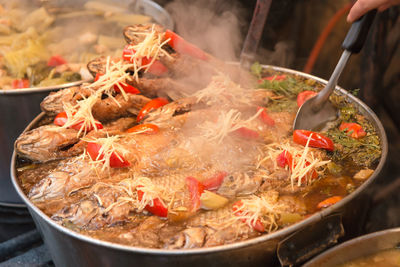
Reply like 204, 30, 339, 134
347, 0, 387, 22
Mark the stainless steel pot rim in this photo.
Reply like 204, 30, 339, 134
140, 0, 175, 30
10, 65, 388, 255
0, 80, 90, 95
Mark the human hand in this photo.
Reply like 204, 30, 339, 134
347, 0, 400, 22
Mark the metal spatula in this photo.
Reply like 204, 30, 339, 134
293, 10, 377, 131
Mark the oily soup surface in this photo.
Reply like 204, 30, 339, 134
337, 248, 400, 267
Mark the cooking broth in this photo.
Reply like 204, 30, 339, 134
337, 248, 400, 267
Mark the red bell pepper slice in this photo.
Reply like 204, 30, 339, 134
94, 73, 102, 82
202, 171, 228, 191
297, 91, 318, 107
137, 97, 169, 122
164, 30, 208, 61
54, 111, 103, 132
109, 152, 131, 168
317, 196, 343, 209
339, 122, 366, 139
114, 82, 141, 94
137, 189, 168, 217
232, 200, 265, 232
257, 106, 275, 126
234, 127, 259, 139
302, 160, 319, 180
47, 55, 67, 67
11, 79, 29, 89
186, 176, 205, 212
87, 142, 104, 161
86, 142, 130, 168
126, 124, 159, 134
258, 75, 286, 83
53, 111, 69, 127
276, 150, 293, 168
293, 130, 334, 151
95, 73, 140, 95
122, 45, 168, 76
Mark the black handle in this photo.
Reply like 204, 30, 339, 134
240, 0, 272, 69
277, 214, 344, 266
342, 9, 377, 53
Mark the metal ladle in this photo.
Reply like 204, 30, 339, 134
293, 10, 377, 131
240, 0, 272, 69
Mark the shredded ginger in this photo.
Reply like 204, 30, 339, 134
124, 24, 172, 81
198, 108, 262, 144
258, 139, 330, 187
232, 193, 285, 233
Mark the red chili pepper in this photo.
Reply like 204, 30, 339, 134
258, 75, 286, 83
293, 130, 334, 151
257, 106, 275, 126
95, 73, 140, 95
137, 189, 168, 217
317, 196, 343, 209
186, 176, 205, 211
137, 97, 169, 122
202, 171, 227, 191
86, 142, 130, 168
232, 201, 265, 232
122, 45, 168, 76
53, 111, 103, 132
276, 150, 293, 168
164, 30, 208, 61
234, 127, 259, 139
11, 79, 29, 89
47, 55, 67, 67
297, 91, 318, 107
339, 122, 366, 139
126, 124, 159, 134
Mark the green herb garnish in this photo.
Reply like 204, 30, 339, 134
326, 93, 381, 167
250, 62, 263, 79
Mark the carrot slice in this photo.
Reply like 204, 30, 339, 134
317, 196, 343, 209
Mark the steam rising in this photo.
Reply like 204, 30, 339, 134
144, 0, 261, 175
165, 0, 246, 61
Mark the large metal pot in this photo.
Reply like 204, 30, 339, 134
10, 66, 388, 266
0, 0, 173, 207
303, 228, 400, 266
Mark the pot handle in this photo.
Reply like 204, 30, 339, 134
277, 214, 344, 266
